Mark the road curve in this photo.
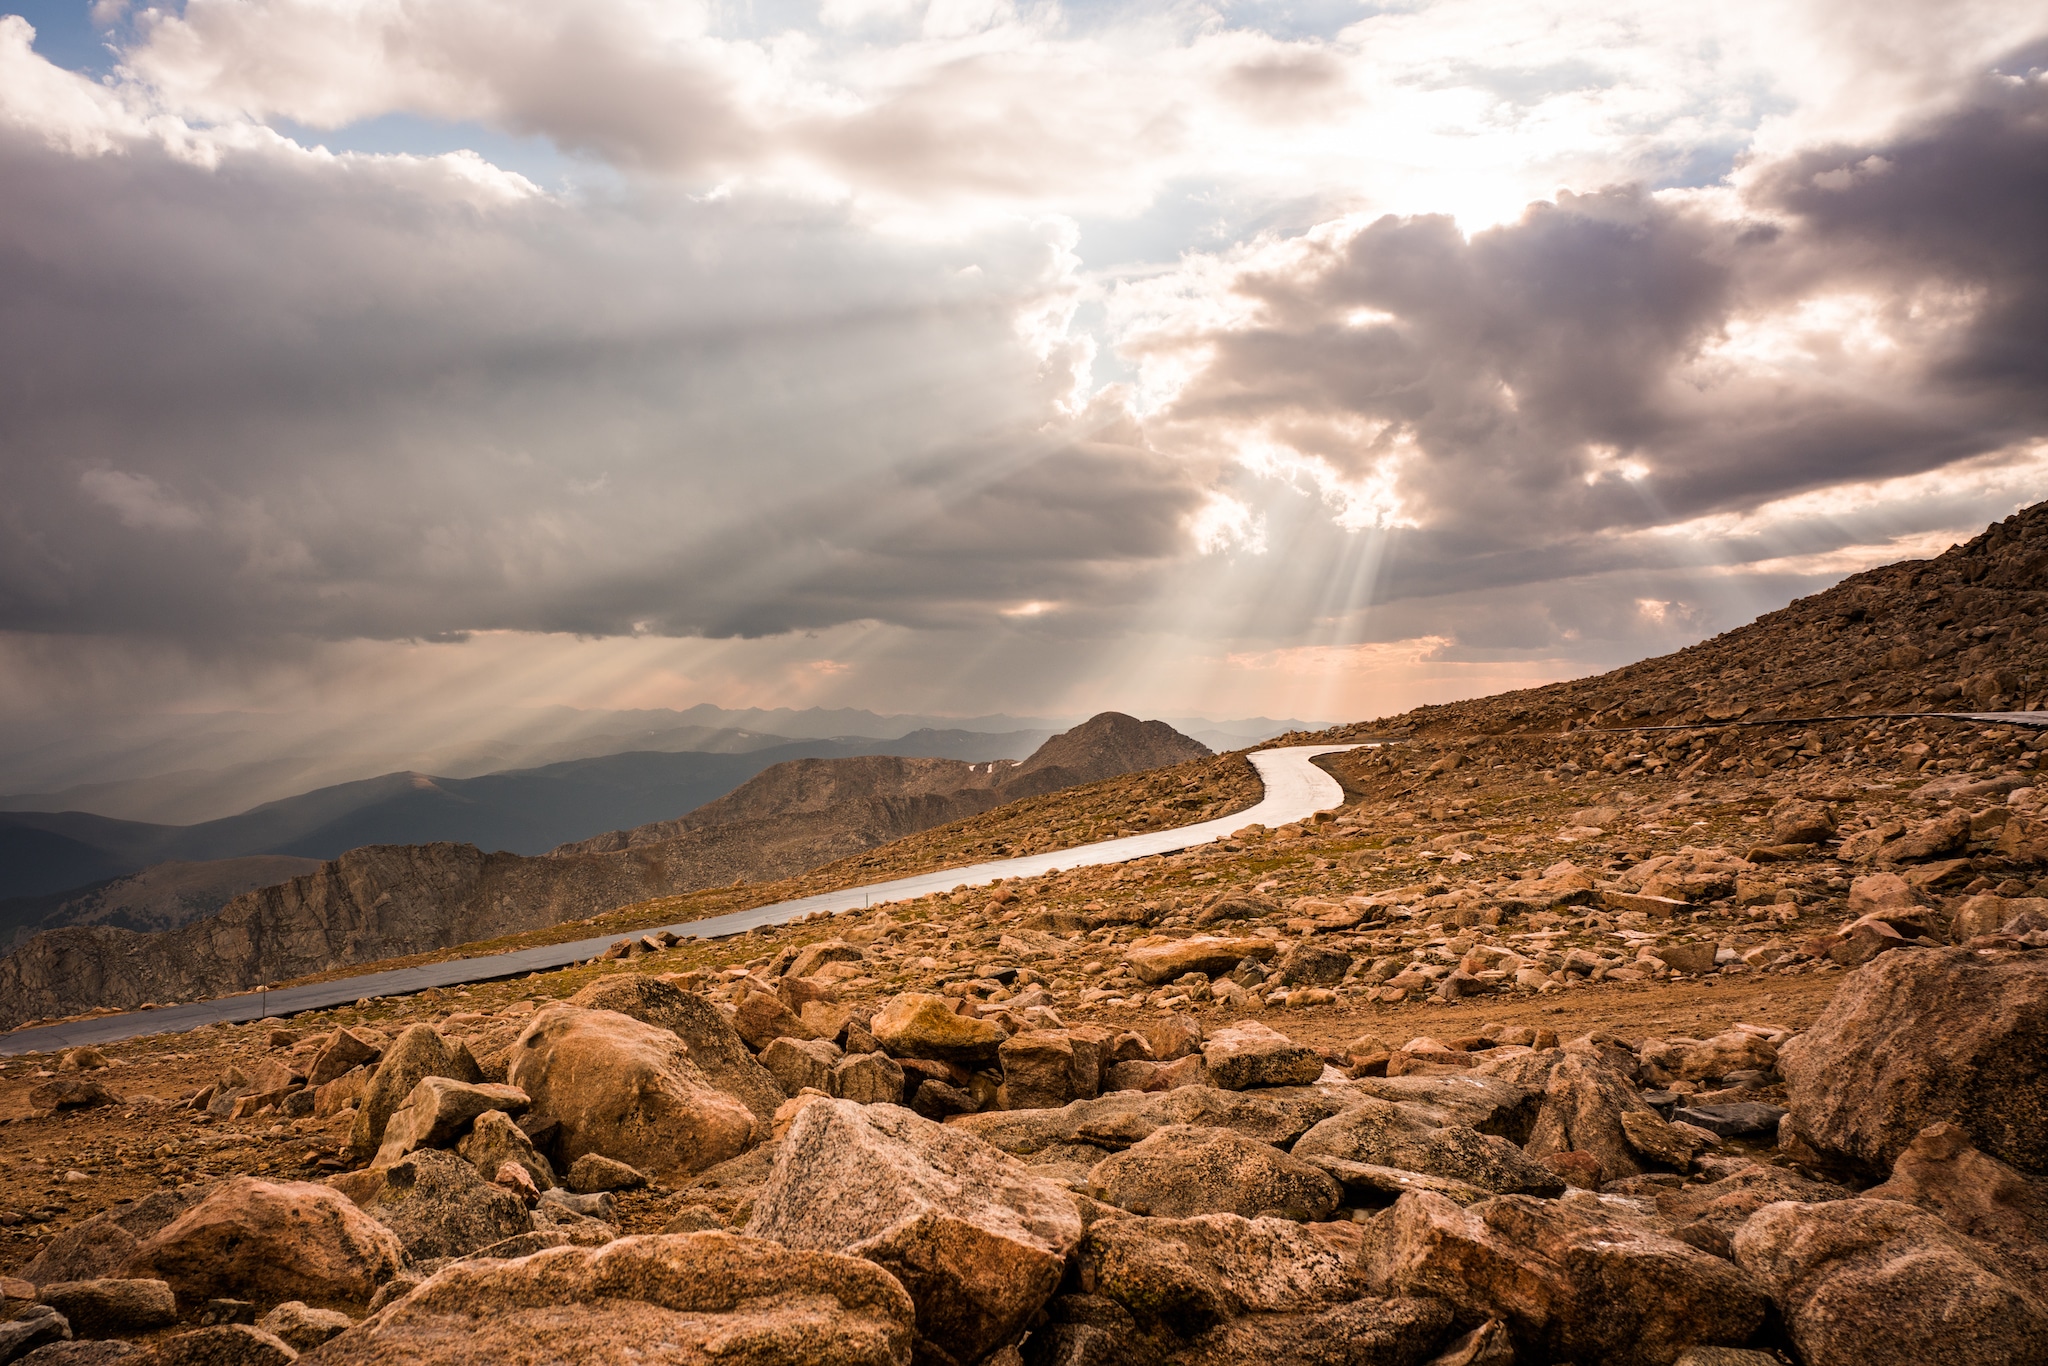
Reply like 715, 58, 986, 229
1, 745, 1359, 1055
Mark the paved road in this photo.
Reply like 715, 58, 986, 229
0, 745, 1359, 1055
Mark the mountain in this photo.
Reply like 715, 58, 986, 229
0, 705, 1314, 824
0, 856, 323, 953
0, 730, 1056, 902
0, 713, 1210, 1024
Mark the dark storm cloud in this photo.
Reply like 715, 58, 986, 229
0, 117, 1203, 645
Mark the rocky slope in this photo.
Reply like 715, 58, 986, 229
0, 857, 323, 954
0, 716, 1210, 1029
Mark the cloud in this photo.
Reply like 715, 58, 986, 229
0, 3, 2045, 775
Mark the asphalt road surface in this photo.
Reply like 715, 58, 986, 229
1, 744, 1359, 1054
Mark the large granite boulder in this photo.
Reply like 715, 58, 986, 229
1779, 948, 2048, 1176
1523, 1052, 1688, 1185
1086, 1126, 1342, 1221
1074, 1212, 1381, 1334
121, 1178, 404, 1305
568, 976, 787, 1122
1360, 1191, 1769, 1365
507, 1006, 759, 1184
1733, 1197, 2048, 1366
746, 1098, 1080, 1366
1292, 1099, 1563, 1197
308, 1232, 915, 1366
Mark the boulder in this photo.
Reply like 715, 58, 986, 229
1086, 1126, 1342, 1221
286, 1233, 917, 1366
1126, 938, 1279, 986
746, 1098, 1081, 1365
1638, 1032, 1778, 1085
786, 939, 867, 980
1733, 1197, 2048, 1366
1106, 1056, 1209, 1094
1273, 942, 1352, 988
18, 1342, 138, 1366
370, 1079, 529, 1167
567, 975, 786, 1121
1350, 1076, 1542, 1142
1168, 1294, 1453, 1365
1778, 948, 2048, 1175
1292, 1100, 1563, 1197
1362, 1191, 1769, 1366
347, 1025, 482, 1162
1201, 1023, 1322, 1091
1523, 1053, 1672, 1185
1137, 1016, 1203, 1064
832, 1052, 906, 1106
999, 1033, 1079, 1111
954, 1086, 1340, 1156
1075, 1213, 1370, 1331
507, 1006, 759, 1184
0, 1312, 72, 1364
23, 1191, 204, 1286
730, 992, 817, 1051
455, 1109, 555, 1190
1771, 800, 1836, 846
128, 1326, 296, 1366
566, 1154, 648, 1194
1863, 1122, 2048, 1299
29, 1080, 120, 1115
307, 1029, 381, 1089
253, 1304, 351, 1354
760, 1037, 842, 1097
1881, 811, 1971, 863
870, 994, 1007, 1067
343, 1148, 535, 1262
122, 1178, 404, 1305
36, 1281, 176, 1336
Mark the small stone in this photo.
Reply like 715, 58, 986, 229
831, 1052, 905, 1106
760, 1037, 842, 1097
565, 1155, 648, 1194
253, 1304, 352, 1354
454, 1110, 554, 1191
0, 1311, 71, 1365
371, 1079, 529, 1167
37, 1281, 176, 1336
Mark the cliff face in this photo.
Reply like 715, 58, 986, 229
0, 842, 694, 1027
0, 714, 1211, 1026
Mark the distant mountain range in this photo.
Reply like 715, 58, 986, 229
0, 727, 1057, 905
0, 712, 1220, 1024
0, 705, 1323, 824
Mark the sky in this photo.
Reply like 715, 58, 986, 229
1, 0, 2045, 779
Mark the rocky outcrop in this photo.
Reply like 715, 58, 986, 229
310, 1233, 917, 1366
1780, 948, 2048, 1176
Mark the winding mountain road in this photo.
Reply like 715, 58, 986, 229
0, 744, 1359, 1054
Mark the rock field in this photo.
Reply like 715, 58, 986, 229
3, 508, 2048, 1364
